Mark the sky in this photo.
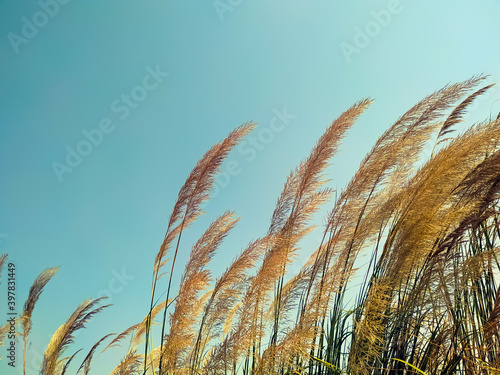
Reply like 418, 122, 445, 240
1, 0, 500, 373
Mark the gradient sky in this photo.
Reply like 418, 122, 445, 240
1, 1, 500, 373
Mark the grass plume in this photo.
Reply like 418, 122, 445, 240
10, 76, 500, 374
21, 266, 59, 375
41, 297, 110, 375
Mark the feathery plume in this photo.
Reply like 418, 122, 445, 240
41, 297, 110, 375
190, 237, 268, 373
160, 211, 239, 373
144, 123, 254, 374
21, 267, 59, 375
110, 351, 143, 375
436, 83, 496, 144
60, 349, 82, 375
76, 333, 113, 375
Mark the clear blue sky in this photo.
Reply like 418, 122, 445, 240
1, 1, 499, 373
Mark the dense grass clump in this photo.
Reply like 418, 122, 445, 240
2, 76, 500, 374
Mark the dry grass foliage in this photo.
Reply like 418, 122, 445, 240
3, 76, 500, 374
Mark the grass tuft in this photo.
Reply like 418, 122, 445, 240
9, 77, 500, 374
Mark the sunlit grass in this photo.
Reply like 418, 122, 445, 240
2, 76, 500, 374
